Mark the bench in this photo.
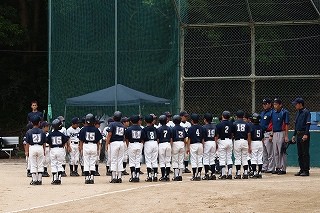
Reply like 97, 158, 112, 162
0, 136, 19, 158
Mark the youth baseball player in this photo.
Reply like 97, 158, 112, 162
25, 115, 47, 185
94, 119, 104, 176
260, 98, 274, 173
47, 119, 70, 185
171, 115, 187, 181
79, 116, 86, 176
188, 113, 205, 181
24, 123, 33, 177
105, 111, 125, 183
125, 115, 143, 182
270, 98, 289, 175
233, 110, 251, 179
215, 111, 234, 180
41, 121, 51, 177
66, 117, 81, 176
121, 117, 130, 175
79, 114, 102, 184
57, 116, 68, 177
103, 118, 114, 176
141, 114, 159, 182
164, 112, 175, 128
157, 115, 172, 181
250, 113, 264, 178
202, 113, 217, 180
180, 111, 191, 173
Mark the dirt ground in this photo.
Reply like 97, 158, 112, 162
0, 159, 320, 213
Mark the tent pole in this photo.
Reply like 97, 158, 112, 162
114, 0, 118, 112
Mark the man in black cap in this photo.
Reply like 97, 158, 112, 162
292, 98, 311, 176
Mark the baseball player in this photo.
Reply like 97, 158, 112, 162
171, 115, 187, 181
121, 117, 130, 176
47, 119, 70, 185
94, 119, 104, 176
180, 111, 191, 173
157, 115, 172, 181
188, 113, 205, 181
25, 115, 47, 185
66, 117, 81, 176
164, 111, 175, 128
250, 113, 264, 178
141, 114, 159, 182
79, 116, 86, 176
260, 98, 274, 173
233, 110, 251, 179
41, 121, 51, 177
215, 111, 234, 180
57, 116, 68, 177
105, 111, 125, 183
79, 114, 102, 184
24, 122, 33, 177
103, 117, 114, 176
270, 98, 289, 175
202, 113, 217, 180
125, 115, 143, 182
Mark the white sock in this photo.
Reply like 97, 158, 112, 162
154, 173, 157, 178
236, 170, 240, 175
136, 171, 140, 178
244, 170, 248, 175
179, 168, 183, 176
118, 172, 122, 179
228, 168, 232, 175
221, 167, 226, 176
175, 169, 179, 178
32, 173, 37, 181
38, 173, 42, 181
112, 171, 117, 179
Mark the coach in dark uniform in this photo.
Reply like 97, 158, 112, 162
292, 98, 311, 176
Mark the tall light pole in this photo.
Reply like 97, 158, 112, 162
114, 0, 118, 111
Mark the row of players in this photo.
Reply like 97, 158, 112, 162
25, 107, 269, 185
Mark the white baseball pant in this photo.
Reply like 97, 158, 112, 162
158, 142, 171, 168
234, 139, 249, 166
83, 143, 98, 172
272, 131, 287, 171
218, 139, 233, 166
26, 156, 31, 170
171, 141, 185, 169
251, 140, 263, 165
190, 143, 203, 168
43, 146, 50, 168
128, 142, 142, 168
50, 147, 65, 173
144, 140, 158, 168
29, 145, 44, 173
69, 143, 80, 165
110, 141, 124, 172
203, 140, 216, 165
123, 142, 128, 163
262, 132, 275, 171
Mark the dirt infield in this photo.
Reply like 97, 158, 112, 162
1, 159, 320, 213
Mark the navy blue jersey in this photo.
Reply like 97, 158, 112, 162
79, 126, 103, 143
157, 125, 172, 143
47, 130, 69, 148
271, 108, 290, 132
260, 109, 273, 132
251, 124, 264, 141
141, 125, 158, 141
27, 111, 43, 122
233, 120, 251, 140
171, 125, 187, 142
215, 120, 233, 139
125, 125, 143, 143
106, 121, 125, 142
187, 124, 204, 144
294, 108, 311, 132
203, 123, 216, 141
25, 127, 46, 145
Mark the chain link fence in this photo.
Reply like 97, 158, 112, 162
173, 0, 320, 127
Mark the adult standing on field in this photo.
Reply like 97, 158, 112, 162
27, 100, 43, 123
292, 98, 311, 176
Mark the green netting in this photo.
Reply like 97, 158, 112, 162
50, 0, 179, 122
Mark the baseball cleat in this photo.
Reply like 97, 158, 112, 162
145, 177, 152, 182
61, 172, 67, 177
122, 171, 129, 175
110, 179, 118, 183
242, 174, 249, 179
178, 176, 183, 181
89, 179, 94, 184
36, 181, 42, 185
129, 178, 136, 182
134, 178, 140, 182
27, 173, 32, 177
278, 170, 286, 175
209, 174, 216, 180
51, 180, 58, 185
85, 180, 90, 184
30, 181, 38, 185
94, 171, 100, 176
218, 175, 226, 180
42, 172, 50, 177
152, 177, 158, 182
234, 175, 241, 179
70, 172, 75, 177
159, 177, 166, 182
139, 171, 144, 175
202, 174, 209, 180
184, 168, 191, 173
74, 172, 80, 176
172, 177, 179, 181
117, 178, 122, 183
226, 175, 232, 180
190, 177, 197, 181
56, 180, 61, 185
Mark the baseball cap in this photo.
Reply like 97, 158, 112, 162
179, 111, 189, 117
150, 113, 157, 120
57, 116, 65, 122
71, 117, 80, 124
130, 115, 140, 123
262, 98, 272, 104
274, 98, 282, 104
144, 115, 154, 123
292, 97, 304, 105
26, 122, 33, 130
204, 113, 213, 122
30, 115, 41, 124
121, 117, 130, 123
222, 111, 231, 119
236, 110, 245, 118
190, 113, 200, 122
40, 121, 50, 128
163, 111, 172, 117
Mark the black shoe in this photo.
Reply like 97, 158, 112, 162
61, 172, 67, 177
159, 177, 166, 182
145, 177, 152, 182
226, 175, 232, 180
300, 172, 309, 176
257, 174, 262, 179
27, 173, 32, 177
152, 177, 158, 182
134, 178, 140, 182
271, 170, 278, 174
110, 179, 118, 183
172, 177, 179, 181
129, 178, 137, 182
218, 175, 226, 180
190, 177, 197, 181
261, 170, 266, 173
43, 172, 50, 177
122, 171, 129, 175
56, 180, 61, 185
30, 181, 38, 185
178, 176, 182, 181
294, 171, 302, 176
36, 181, 42, 185
202, 174, 209, 180
184, 168, 191, 173
265, 171, 273, 174
85, 180, 90, 184
196, 176, 201, 181
139, 171, 144, 175
242, 174, 249, 179
278, 170, 286, 175
94, 171, 100, 176
117, 178, 122, 183
74, 172, 80, 176
51, 180, 58, 185
209, 174, 216, 180
234, 175, 241, 179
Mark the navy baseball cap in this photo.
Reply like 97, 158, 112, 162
204, 113, 213, 122
222, 111, 231, 119
163, 111, 172, 117
26, 122, 33, 130
144, 115, 154, 123
30, 115, 41, 124
292, 97, 304, 105
262, 98, 272, 104
121, 117, 130, 123
71, 117, 80, 124
57, 116, 65, 122
274, 98, 282, 104
40, 121, 50, 128
130, 115, 140, 123
236, 110, 245, 118
179, 111, 189, 117
190, 113, 200, 122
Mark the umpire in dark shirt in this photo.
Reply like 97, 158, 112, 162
292, 98, 311, 176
